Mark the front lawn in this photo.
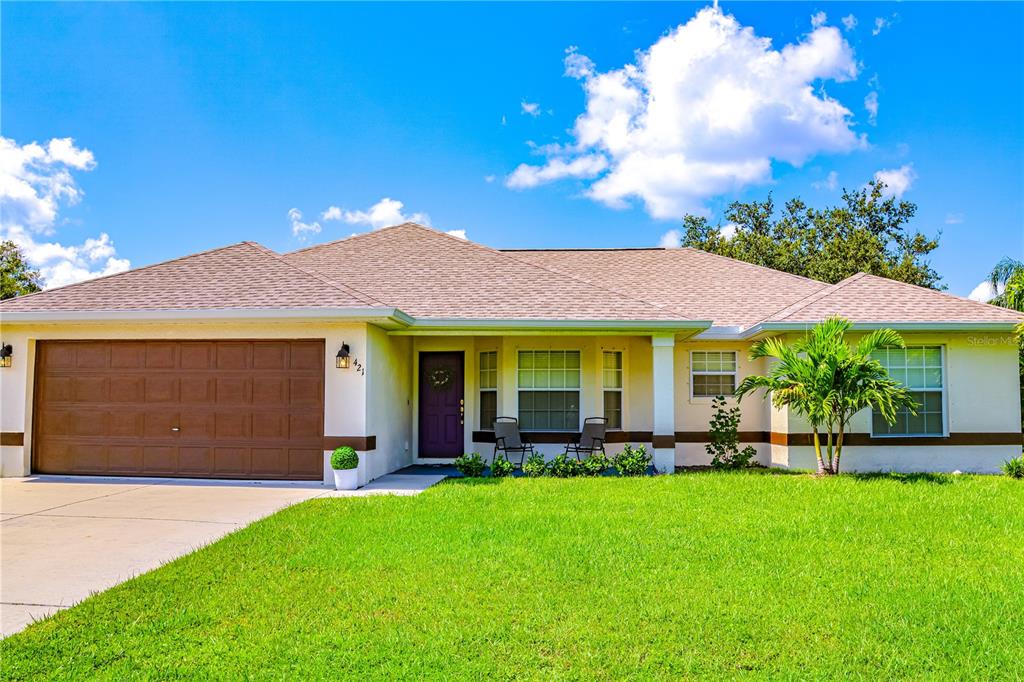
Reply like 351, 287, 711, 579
3, 473, 1023, 679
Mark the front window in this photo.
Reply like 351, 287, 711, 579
518, 350, 580, 431
691, 351, 737, 397
479, 351, 497, 430
871, 346, 945, 436
602, 351, 623, 429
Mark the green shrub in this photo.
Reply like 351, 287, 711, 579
706, 396, 757, 469
613, 444, 651, 477
547, 454, 581, 478
580, 452, 612, 477
1002, 454, 1024, 479
522, 453, 547, 478
453, 453, 486, 478
330, 446, 358, 470
490, 453, 514, 478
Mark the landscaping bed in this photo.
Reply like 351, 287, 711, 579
2, 472, 1022, 679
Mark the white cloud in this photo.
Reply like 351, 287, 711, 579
509, 5, 864, 219
872, 17, 891, 36
506, 155, 608, 190
811, 11, 827, 28
484, 175, 496, 184
864, 91, 879, 125
944, 213, 964, 225
658, 229, 681, 248
564, 46, 595, 79
841, 14, 858, 31
968, 280, 997, 303
719, 222, 739, 240
288, 208, 321, 238
445, 229, 467, 240
320, 197, 431, 230
873, 164, 916, 198
0, 136, 130, 289
813, 170, 839, 191
521, 101, 541, 117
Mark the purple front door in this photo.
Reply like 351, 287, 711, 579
418, 352, 465, 458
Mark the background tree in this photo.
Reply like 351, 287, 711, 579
1, 240, 42, 300
987, 257, 1024, 311
983, 257, 1024, 431
679, 180, 941, 288
736, 317, 917, 475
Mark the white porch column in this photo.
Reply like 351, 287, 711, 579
651, 334, 676, 474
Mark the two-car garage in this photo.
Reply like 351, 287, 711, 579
31, 339, 326, 480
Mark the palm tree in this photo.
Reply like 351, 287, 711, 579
988, 257, 1024, 311
736, 317, 917, 475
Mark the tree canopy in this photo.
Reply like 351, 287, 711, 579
1, 240, 42, 300
678, 180, 942, 288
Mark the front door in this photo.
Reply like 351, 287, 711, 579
418, 351, 465, 458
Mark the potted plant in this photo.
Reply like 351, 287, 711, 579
330, 446, 359, 490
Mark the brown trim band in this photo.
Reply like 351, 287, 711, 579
323, 436, 376, 451
1, 432, 24, 447
471, 430, 653, 444
469, 430, 1023, 448
775, 432, 1024, 447
652, 434, 675, 449
676, 431, 770, 444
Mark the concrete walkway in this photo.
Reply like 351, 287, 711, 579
0, 472, 445, 637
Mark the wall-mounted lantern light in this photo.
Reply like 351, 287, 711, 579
336, 343, 351, 369
0, 344, 12, 369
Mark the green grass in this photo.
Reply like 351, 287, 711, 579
3, 472, 1024, 679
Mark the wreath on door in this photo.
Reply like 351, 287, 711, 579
427, 367, 453, 390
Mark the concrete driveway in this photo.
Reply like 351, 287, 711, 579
0, 472, 446, 637
0, 476, 328, 638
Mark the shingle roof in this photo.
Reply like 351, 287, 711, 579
0, 241, 383, 312
283, 223, 688, 321
3, 224, 1019, 330
764, 272, 1024, 325
507, 246, 828, 328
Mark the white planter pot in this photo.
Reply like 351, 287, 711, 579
333, 468, 359, 491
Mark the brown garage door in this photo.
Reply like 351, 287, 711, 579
33, 340, 325, 480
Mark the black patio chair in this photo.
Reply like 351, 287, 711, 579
564, 417, 607, 461
493, 416, 535, 467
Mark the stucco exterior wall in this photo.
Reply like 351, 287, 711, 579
462, 335, 657, 460
365, 327, 413, 483
1, 323, 1018, 477
0, 320, 371, 482
768, 331, 1021, 473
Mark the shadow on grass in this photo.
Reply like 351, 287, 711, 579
847, 472, 956, 485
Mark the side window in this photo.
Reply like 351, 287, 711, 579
871, 346, 945, 436
602, 351, 623, 429
691, 351, 737, 397
479, 351, 497, 430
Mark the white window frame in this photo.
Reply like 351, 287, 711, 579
690, 350, 739, 400
478, 350, 498, 431
601, 349, 624, 431
516, 349, 582, 432
870, 345, 948, 438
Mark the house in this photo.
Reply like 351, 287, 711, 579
0, 222, 1020, 484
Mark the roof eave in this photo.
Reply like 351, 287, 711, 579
0, 307, 413, 328
740, 320, 1022, 339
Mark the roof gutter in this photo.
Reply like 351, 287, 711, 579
389, 317, 712, 337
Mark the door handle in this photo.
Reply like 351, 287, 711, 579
170, 427, 180, 432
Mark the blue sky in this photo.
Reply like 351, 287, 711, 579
2, 2, 1021, 298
